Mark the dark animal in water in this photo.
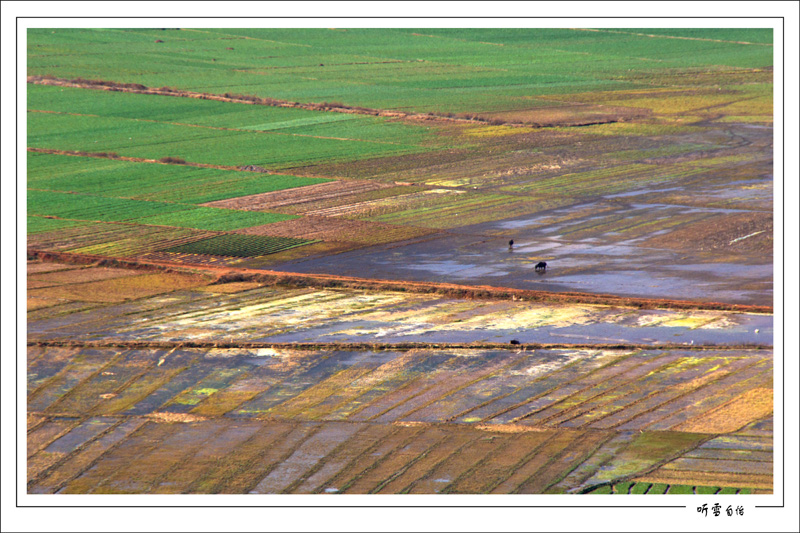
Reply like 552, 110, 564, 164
510, 339, 520, 345
508, 239, 514, 248
535, 261, 547, 272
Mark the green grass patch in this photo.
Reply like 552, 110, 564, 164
27, 215, 90, 234
27, 151, 329, 204
27, 108, 431, 169
165, 233, 313, 257
587, 483, 750, 495
28, 189, 193, 221
133, 207, 295, 231
666, 484, 695, 494
27, 28, 772, 114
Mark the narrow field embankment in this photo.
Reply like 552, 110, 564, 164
27, 339, 772, 351
26, 147, 278, 175
27, 75, 624, 129
27, 249, 774, 314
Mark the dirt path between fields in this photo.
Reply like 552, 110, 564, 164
27, 339, 771, 351
27, 249, 774, 314
26, 147, 332, 180
28, 75, 625, 129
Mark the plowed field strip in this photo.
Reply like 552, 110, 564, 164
288, 424, 397, 493
184, 422, 296, 493
381, 432, 478, 494
378, 353, 529, 423
473, 352, 635, 425
28, 418, 149, 494
229, 423, 323, 494
342, 427, 450, 494
515, 430, 615, 494
102, 421, 231, 494
514, 353, 682, 426
564, 356, 732, 428
203, 180, 390, 211
439, 431, 552, 494
150, 421, 264, 494
607, 358, 770, 431
327, 427, 425, 493
60, 421, 168, 494
489, 431, 583, 494
646, 370, 773, 432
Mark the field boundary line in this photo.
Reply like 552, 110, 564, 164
26, 340, 774, 352
570, 28, 773, 46
27, 76, 627, 129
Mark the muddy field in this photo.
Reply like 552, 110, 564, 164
27, 262, 771, 346
25, 260, 773, 494
26, 343, 772, 494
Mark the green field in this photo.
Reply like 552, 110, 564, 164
27, 28, 772, 113
28, 85, 438, 144
28, 189, 195, 221
28, 189, 296, 231
27, 111, 431, 169
133, 207, 294, 231
28, 152, 328, 204
26, 215, 90, 234
165, 233, 313, 257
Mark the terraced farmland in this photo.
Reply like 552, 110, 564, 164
25, 27, 774, 499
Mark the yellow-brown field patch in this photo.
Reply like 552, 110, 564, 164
198, 282, 265, 294
27, 297, 63, 311
634, 471, 773, 491
28, 266, 143, 285
27, 272, 211, 303
674, 388, 773, 434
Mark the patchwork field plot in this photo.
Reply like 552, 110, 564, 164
26, 27, 774, 498
25, 343, 772, 494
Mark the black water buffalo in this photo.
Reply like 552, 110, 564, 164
535, 261, 547, 272
508, 239, 514, 248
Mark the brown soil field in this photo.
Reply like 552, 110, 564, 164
203, 179, 392, 212
643, 212, 773, 254
27, 270, 211, 304
28, 266, 144, 285
27, 297, 63, 311
479, 104, 648, 127
233, 215, 437, 245
27, 262, 82, 275
673, 388, 774, 434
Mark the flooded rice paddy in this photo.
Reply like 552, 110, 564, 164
270, 199, 772, 306
27, 345, 772, 494
26, 261, 773, 494
27, 281, 772, 347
